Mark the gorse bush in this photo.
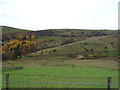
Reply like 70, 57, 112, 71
2, 34, 37, 59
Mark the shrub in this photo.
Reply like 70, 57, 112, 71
104, 46, 108, 49
2, 34, 37, 60
111, 42, 114, 44
67, 53, 75, 58
93, 54, 100, 58
101, 54, 107, 57
84, 43, 88, 45
90, 48, 94, 51
84, 48, 89, 51
53, 49, 57, 52
61, 39, 75, 45
87, 54, 94, 59
41, 43, 48, 49
41, 51, 43, 55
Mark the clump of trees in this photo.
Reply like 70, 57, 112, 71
2, 34, 37, 60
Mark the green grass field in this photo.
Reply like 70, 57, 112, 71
2, 55, 119, 88
2, 66, 119, 88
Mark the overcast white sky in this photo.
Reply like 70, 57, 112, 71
0, 0, 119, 30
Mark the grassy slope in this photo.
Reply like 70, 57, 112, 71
36, 36, 64, 50
35, 35, 118, 57
2, 26, 31, 34
55, 29, 117, 34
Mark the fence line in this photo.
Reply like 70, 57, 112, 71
6, 73, 120, 79
2, 82, 120, 85
3, 74, 119, 89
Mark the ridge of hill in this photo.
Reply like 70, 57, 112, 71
1, 26, 31, 34
1, 25, 118, 35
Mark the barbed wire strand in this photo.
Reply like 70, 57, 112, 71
1, 82, 120, 85
3, 73, 119, 79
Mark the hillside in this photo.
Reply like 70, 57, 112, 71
2, 26, 119, 88
1, 26, 31, 34
1, 26, 32, 41
47, 29, 117, 35
29, 35, 118, 60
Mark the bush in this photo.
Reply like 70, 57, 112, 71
53, 49, 57, 52
2, 34, 37, 60
100, 54, 107, 57
61, 39, 75, 45
67, 53, 75, 58
93, 54, 101, 58
87, 54, 94, 59
41, 44, 48, 49
111, 42, 114, 44
84, 43, 88, 45
90, 48, 94, 51
41, 51, 43, 55
84, 48, 89, 51
104, 46, 108, 49
93, 54, 107, 58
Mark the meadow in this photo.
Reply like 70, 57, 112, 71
2, 55, 119, 88
2, 65, 119, 88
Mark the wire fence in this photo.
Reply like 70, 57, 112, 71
2, 73, 119, 89
3, 73, 120, 78
2, 82, 120, 85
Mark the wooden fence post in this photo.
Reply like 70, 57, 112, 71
107, 77, 112, 90
6, 74, 9, 90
